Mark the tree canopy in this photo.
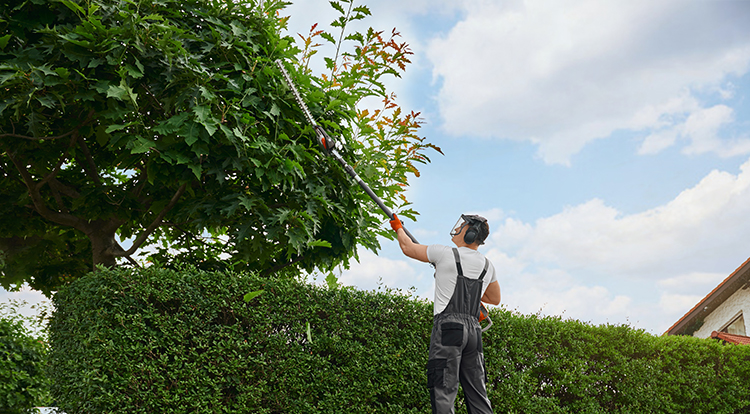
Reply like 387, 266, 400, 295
0, 0, 438, 294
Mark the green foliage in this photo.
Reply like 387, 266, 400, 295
483, 311, 750, 414
0, 0, 437, 293
0, 300, 51, 413
48, 267, 750, 413
48, 266, 431, 413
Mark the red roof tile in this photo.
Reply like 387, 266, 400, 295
711, 331, 750, 345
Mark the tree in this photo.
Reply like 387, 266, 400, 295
0, 0, 438, 294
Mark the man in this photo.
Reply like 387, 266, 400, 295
390, 214, 500, 414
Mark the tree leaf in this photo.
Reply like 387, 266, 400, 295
202, 120, 218, 136
320, 32, 336, 45
107, 79, 138, 106
325, 272, 339, 290
199, 86, 216, 100
243, 289, 264, 302
104, 123, 130, 133
188, 163, 201, 179
123, 63, 143, 79
328, 1, 345, 15
131, 137, 154, 154
310, 240, 332, 248
193, 105, 210, 122
0, 35, 11, 50
55, 67, 70, 79
35, 95, 56, 109
60, 0, 85, 14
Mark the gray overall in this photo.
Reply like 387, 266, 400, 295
426, 248, 493, 414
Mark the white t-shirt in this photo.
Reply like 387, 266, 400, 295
426, 245, 498, 315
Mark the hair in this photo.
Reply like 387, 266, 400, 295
476, 219, 490, 244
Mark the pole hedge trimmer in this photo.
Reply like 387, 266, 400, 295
275, 59, 492, 332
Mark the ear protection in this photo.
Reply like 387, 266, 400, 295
452, 214, 489, 245
464, 222, 480, 244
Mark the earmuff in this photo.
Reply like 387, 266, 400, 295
452, 214, 488, 245
464, 224, 479, 244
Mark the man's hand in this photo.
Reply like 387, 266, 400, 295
390, 214, 403, 232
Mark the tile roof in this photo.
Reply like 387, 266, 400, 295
665, 256, 750, 336
711, 331, 750, 345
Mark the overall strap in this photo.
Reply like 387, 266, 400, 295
453, 248, 489, 280
451, 248, 463, 276
478, 258, 489, 280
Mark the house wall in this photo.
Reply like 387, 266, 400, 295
693, 286, 750, 338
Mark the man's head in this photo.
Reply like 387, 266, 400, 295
450, 214, 490, 247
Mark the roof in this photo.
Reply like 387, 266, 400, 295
711, 331, 750, 345
665, 256, 750, 336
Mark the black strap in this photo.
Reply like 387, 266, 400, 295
452, 248, 463, 276
452, 248, 489, 280
478, 258, 489, 281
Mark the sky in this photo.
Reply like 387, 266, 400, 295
3, 0, 750, 336
283, 0, 750, 335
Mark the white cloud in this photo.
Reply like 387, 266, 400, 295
639, 129, 679, 155
486, 157, 750, 332
493, 157, 750, 278
657, 272, 727, 293
426, 0, 750, 164
497, 264, 635, 323
484, 248, 526, 278
640, 104, 750, 157
338, 250, 427, 293
682, 105, 750, 157
658, 293, 703, 316
475, 207, 505, 224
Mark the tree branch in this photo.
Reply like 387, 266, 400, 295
36, 131, 79, 189
48, 182, 68, 213
261, 254, 307, 278
76, 133, 102, 186
123, 254, 141, 267
0, 130, 76, 141
0, 109, 96, 142
112, 239, 142, 268
48, 177, 81, 199
114, 183, 189, 257
164, 221, 228, 250
130, 169, 148, 200
7, 151, 82, 229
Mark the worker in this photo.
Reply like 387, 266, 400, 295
390, 213, 500, 414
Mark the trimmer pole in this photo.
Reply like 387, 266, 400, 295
276, 59, 492, 331
275, 59, 418, 243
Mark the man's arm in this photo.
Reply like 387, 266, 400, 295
390, 214, 429, 262
396, 227, 429, 262
481, 281, 501, 305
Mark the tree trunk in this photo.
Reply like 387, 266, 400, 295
86, 219, 124, 270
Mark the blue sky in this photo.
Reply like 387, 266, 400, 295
3, 0, 750, 336
285, 0, 750, 334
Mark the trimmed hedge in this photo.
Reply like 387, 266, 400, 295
49, 267, 750, 413
48, 267, 432, 413
485, 312, 750, 413
0, 302, 50, 413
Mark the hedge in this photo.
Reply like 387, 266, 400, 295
48, 267, 750, 413
0, 301, 50, 413
485, 312, 750, 413
48, 267, 432, 413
